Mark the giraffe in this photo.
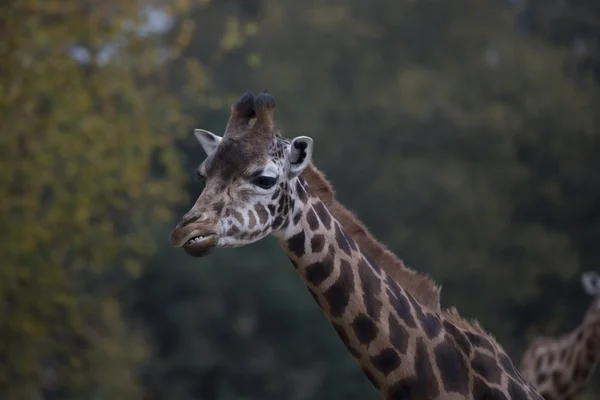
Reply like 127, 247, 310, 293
168, 91, 543, 399
520, 271, 600, 400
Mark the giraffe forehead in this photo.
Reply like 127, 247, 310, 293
204, 136, 291, 180
204, 137, 270, 179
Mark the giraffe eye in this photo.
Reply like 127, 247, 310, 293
252, 176, 277, 189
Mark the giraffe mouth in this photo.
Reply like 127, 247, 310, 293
182, 233, 218, 257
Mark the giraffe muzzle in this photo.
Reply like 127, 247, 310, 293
180, 232, 218, 258
169, 221, 219, 255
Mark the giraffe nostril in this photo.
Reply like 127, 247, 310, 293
176, 213, 207, 229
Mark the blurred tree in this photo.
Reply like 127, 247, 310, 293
0, 0, 217, 397
511, 0, 600, 329
517, 0, 600, 82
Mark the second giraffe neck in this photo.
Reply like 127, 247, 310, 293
564, 314, 600, 362
272, 177, 430, 392
563, 322, 600, 375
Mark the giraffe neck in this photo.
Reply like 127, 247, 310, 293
271, 178, 544, 400
524, 323, 600, 399
272, 177, 423, 393
300, 163, 441, 311
556, 324, 600, 396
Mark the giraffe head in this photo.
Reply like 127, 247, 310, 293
169, 91, 314, 257
581, 271, 600, 326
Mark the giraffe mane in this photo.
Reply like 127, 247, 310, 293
443, 306, 491, 336
301, 163, 442, 311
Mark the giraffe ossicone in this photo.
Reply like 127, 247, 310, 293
520, 271, 600, 400
581, 271, 600, 296
169, 91, 543, 400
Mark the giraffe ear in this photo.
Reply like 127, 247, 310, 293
194, 129, 222, 156
288, 136, 313, 178
581, 272, 600, 296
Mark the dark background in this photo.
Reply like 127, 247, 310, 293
1, 0, 599, 399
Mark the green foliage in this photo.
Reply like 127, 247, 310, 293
0, 0, 213, 397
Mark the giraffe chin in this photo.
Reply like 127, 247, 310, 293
181, 234, 218, 258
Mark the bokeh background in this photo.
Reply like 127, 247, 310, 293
1, 0, 599, 399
